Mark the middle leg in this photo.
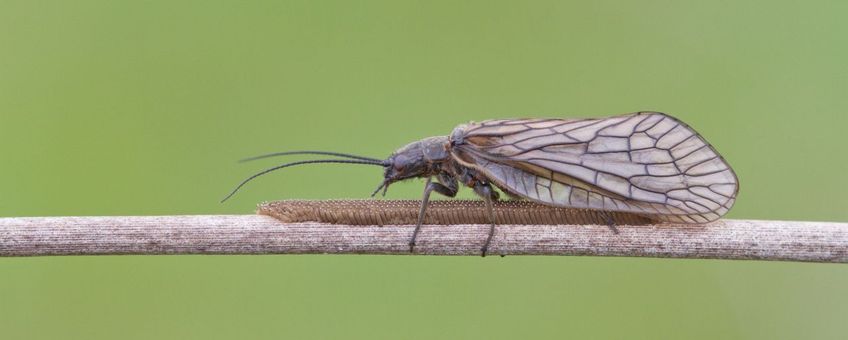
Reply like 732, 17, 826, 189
472, 182, 500, 257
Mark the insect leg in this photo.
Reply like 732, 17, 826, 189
411, 175, 458, 253
472, 182, 499, 257
598, 211, 620, 234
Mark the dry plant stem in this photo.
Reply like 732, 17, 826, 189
1, 215, 847, 262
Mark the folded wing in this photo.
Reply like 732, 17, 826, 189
450, 112, 739, 223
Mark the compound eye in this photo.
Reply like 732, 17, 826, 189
392, 155, 408, 172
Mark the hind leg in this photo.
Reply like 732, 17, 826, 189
598, 211, 620, 234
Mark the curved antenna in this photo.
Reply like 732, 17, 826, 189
221, 159, 386, 203
239, 151, 385, 163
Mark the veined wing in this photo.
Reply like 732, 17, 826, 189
449, 112, 739, 223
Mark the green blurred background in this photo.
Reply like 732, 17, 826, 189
1, 1, 847, 339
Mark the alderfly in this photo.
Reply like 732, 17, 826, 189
223, 112, 739, 256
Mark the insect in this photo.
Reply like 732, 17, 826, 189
223, 111, 739, 256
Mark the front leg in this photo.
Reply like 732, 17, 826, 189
411, 174, 458, 253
